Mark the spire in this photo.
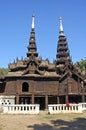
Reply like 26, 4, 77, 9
27, 14, 38, 58
32, 14, 35, 30
59, 17, 64, 35
56, 17, 71, 65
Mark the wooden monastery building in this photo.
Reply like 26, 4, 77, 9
0, 15, 86, 110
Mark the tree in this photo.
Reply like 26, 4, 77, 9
74, 59, 86, 76
74, 59, 86, 71
0, 68, 9, 77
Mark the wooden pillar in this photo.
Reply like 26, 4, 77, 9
57, 96, 60, 104
31, 95, 34, 104
82, 95, 85, 102
81, 81, 85, 103
16, 95, 19, 104
65, 95, 68, 103
45, 95, 48, 110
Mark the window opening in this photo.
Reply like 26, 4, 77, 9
22, 82, 29, 92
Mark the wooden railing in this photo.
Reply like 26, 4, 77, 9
79, 103, 86, 111
2, 104, 39, 114
48, 104, 82, 114
1, 103, 86, 114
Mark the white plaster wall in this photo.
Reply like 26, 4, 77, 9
0, 96, 15, 106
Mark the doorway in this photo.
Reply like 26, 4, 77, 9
35, 97, 45, 110
69, 95, 82, 103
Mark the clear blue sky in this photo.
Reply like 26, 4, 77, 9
0, 0, 86, 68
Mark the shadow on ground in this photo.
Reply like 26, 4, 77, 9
28, 117, 86, 130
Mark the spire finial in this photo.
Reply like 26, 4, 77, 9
32, 14, 35, 29
59, 16, 64, 35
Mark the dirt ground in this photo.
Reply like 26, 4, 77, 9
0, 111, 86, 130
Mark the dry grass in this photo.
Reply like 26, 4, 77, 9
0, 111, 86, 130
